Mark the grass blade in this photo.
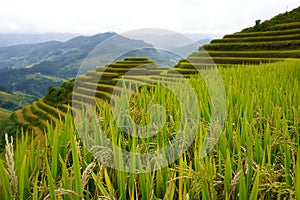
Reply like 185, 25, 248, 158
296, 146, 300, 200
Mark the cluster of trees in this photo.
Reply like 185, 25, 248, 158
44, 80, 74, 106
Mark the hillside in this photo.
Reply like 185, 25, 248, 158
0, 58, 166, 141
241, 6, 300, 32
0, 90, 37, 111
181, 6, 300, 66
0, 41, 63, 70
1, 54, 213, 147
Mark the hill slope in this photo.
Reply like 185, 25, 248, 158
241, 6, 300, 32
183, 6, 300, 66
0, 90, 37, 111
0, 56, 198, 146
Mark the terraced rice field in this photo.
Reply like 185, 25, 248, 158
1, 10, 300, 199
1, 60, 299, 199
13, 58, 167, 136
194, 22, 300, 65
11, 30, 300, 136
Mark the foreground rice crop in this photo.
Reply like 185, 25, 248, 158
0, 61, 299, 199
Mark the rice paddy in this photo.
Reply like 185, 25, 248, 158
0, 60, 299, 199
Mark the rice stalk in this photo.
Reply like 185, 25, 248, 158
5, 133, 18, 199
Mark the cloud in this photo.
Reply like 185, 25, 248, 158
0, 0, 298, 35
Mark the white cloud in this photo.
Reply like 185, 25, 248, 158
0, 0, 298, 35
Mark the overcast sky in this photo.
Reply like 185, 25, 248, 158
0, 0, 299, 35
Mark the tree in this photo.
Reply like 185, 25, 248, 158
255, 19, 261, 26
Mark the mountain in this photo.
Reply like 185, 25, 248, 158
184, 33, 223, 41
0, 32, 215, 71
120, 30, 216, 50
0, 32, 116, 70
0, 41, 63, 69
172, 39, 212, 58
0, 33, 79, 47
0, 32, 154, 99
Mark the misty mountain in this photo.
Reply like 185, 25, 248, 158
120, 31, 217, 58
0, 33, 79, 47
184, 33, 223, 41
0, 41, 63, 69
0, 32, 117, 70
172, 38, 212, 58
0, 32, 154, 98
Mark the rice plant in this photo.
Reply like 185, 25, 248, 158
0, 60, 299, 199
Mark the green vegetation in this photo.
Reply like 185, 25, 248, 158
193, 7, 300, 66
0, 67, 63, 99
0, 7, 299, 111
0, 58, 161, 138
241, 6, 300, 32
0, 41, 63, 69
0, 113, 28, 148
225, 28, 300, 38
44, 80, 74, 106
0, 107, 11, 120
0, 6, 299, 198
203, 40, 300, 51
4, 54, 300, 138
0, 32, 115, 70
191, 50, 300, 58
0, 60, 299, 199
0, 90, 37, 111
211, 34, 300, 43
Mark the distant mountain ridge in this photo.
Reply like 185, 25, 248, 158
0, 32, 157, 98
0, 32, 117, 70
0, 33, 79, 47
